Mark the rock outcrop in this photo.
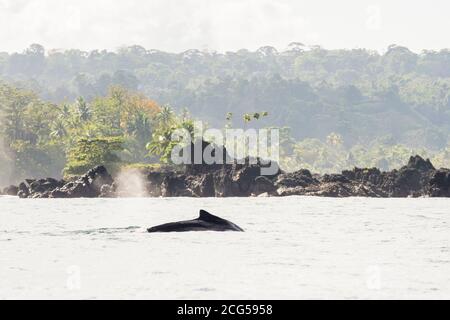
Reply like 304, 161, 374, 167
428, 169, 450, 197
141, 155, 449, 198
50, 166, 113, 198
4, 155, 450, 199
13, 166, 113, 199
2, 185, 19, 196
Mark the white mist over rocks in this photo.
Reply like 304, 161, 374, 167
114, 169, 149, 198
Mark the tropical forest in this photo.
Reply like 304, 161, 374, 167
1, 43, 450, 185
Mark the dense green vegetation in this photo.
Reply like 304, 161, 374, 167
1, 44, 449, 148
0, 84, 162, 183
1, 44, 450, 185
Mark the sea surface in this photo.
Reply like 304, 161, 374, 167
0, 196, 449, 300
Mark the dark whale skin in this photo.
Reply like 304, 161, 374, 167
147, 210, 244, 233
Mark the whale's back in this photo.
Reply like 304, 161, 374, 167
147, 210, 244, 233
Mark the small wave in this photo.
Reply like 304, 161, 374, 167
70, 226, 141, 235
407, 214, 439, 220
41, 226, 142, 237
195, 288, 216, 292
428, 259, 450, 264
0, 230, 32, 235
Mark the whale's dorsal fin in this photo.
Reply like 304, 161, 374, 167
199, 210, 226, 223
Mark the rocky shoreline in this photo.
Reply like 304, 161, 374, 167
1, 155, 449, 199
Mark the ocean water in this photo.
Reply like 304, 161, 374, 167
0, 196, 449, 300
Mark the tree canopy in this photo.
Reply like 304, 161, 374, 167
1, 44, 450, 185
1, 44, 449, 150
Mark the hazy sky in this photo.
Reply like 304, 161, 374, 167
0, 0, 448, 53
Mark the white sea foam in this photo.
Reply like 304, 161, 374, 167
0, 196, 449, 299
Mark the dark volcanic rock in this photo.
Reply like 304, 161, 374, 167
383, 156, 436, 197
3, 185, 19, 196
276, 169, 316, 188
212, 168, 235, 197
99, 184, 115, 198
252, 176, 277, 196
406, 155, 435, 172
321, 174, 351, 184
428, 169, 450, 197
30, 178, 66, 198
272, 155, 443, 198
331, 156, 441, 198
342, 168, 382, 185
144, 155, 280, 198
275, 169, 317, 196
13, 155, 450, 199
15, 178, 65, 198
18, 182, 30, 198
161, 174, 195, 197
190, 173, 215, 197
111, 155, 450, 198
232, 162, 266, 196
185, 139, 232, 175
50, 166, 113, 198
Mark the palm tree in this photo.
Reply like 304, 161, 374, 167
59, 104, 72, 119
3, 101, 25, 141
156, 105, 175, 127
76, 97, 91, 122
50, 119, 67, 139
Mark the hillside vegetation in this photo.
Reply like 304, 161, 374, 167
1, 44, 450, 184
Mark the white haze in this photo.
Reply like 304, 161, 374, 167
0, 138, 14, 187
115, 169, 149, 197
0, 0, 449, 54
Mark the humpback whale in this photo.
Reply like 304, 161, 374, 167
147, 210, 244, 233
